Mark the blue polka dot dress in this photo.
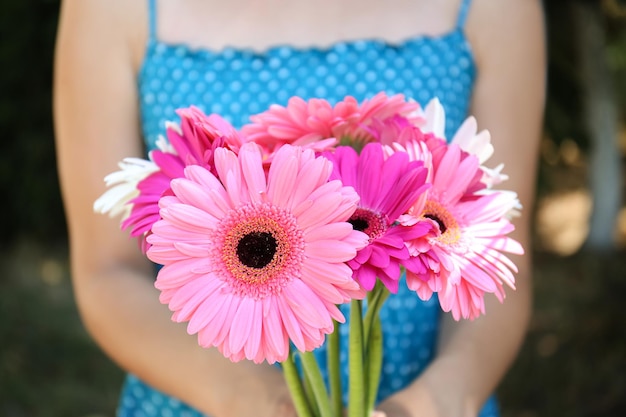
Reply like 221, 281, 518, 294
118, 1, 500, 416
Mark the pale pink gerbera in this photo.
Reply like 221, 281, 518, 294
242, 93, 420, 152
93, 149, 162, 221
121, 109, 244, 251
366, 113, 430, 151
146, 143, 368, 364
322, 143, 431, 293
418, 98, 509, 187
401, 142, 523, 320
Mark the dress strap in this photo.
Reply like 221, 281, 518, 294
147, 0, 158, 42
456, 0, 473, 30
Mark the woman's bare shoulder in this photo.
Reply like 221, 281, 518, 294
56, 0, 148, 71
469, 0, 544, 27
466, 0, 545, 66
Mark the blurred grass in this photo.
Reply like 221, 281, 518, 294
1, 238, 625, 417
0, 240, 123, 417
499, 250, 626, 417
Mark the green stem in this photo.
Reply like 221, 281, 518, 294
300, 351, 333, 417
327, 321, 342, 417
363, 282, 389, 344
282, 350, 315, 417
365, 317, 383, 414
363, 282, 389, 414
348, 299, 365, 417
302, 367, 320, 417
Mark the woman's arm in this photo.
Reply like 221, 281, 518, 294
53, 2, 296, 416
377, 1, 546, 416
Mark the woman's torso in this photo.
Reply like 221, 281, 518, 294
119, 0, 499, 416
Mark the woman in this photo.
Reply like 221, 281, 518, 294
53, 0, 546, 416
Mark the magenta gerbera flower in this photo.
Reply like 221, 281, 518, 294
401, 142, 523, 320
146, 143, 369, 364
121, 109, 244, 251
174, 106, 244, 162
322, 143, 431, 293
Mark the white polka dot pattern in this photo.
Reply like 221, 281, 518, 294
138, 33, 474, 149
120, 29, 500, 417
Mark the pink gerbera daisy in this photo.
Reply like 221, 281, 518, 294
242, 93, 421, 152
242, 96, 341, 150
121, 109, 243, 251
401, 142, 523, 320
331, 93, 422, 146
146, 143, 369, 364
175, 105, 244, 160
322, 143, 431, 293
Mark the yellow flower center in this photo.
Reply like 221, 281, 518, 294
421, 200, 461, 246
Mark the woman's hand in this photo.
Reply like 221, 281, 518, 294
372, 397, 414, 417
372, 385, 440, 417
211, 363, 298, 417
372, 375, 477, 417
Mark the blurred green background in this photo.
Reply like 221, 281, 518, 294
1, 1, 625, 416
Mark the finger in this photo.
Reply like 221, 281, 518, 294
375, 400, 412, 417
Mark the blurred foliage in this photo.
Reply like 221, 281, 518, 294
499, 250, 626, 417
606, 18, 626, 112
0, 240, 124, 417
543, 1, 626, 149
543, 1, 587, 150
0, 0, 65, 246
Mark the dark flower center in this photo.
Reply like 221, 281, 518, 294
349, 218, 369, 232
424, 214, 447, 234
347, 208, 388, 242
236, 231, 277, 269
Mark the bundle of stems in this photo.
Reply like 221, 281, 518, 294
283, 282, 390, 417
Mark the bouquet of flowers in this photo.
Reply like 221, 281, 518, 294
95, 93, 522, 417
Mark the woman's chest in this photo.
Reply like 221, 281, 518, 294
154, 0, 461, 53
